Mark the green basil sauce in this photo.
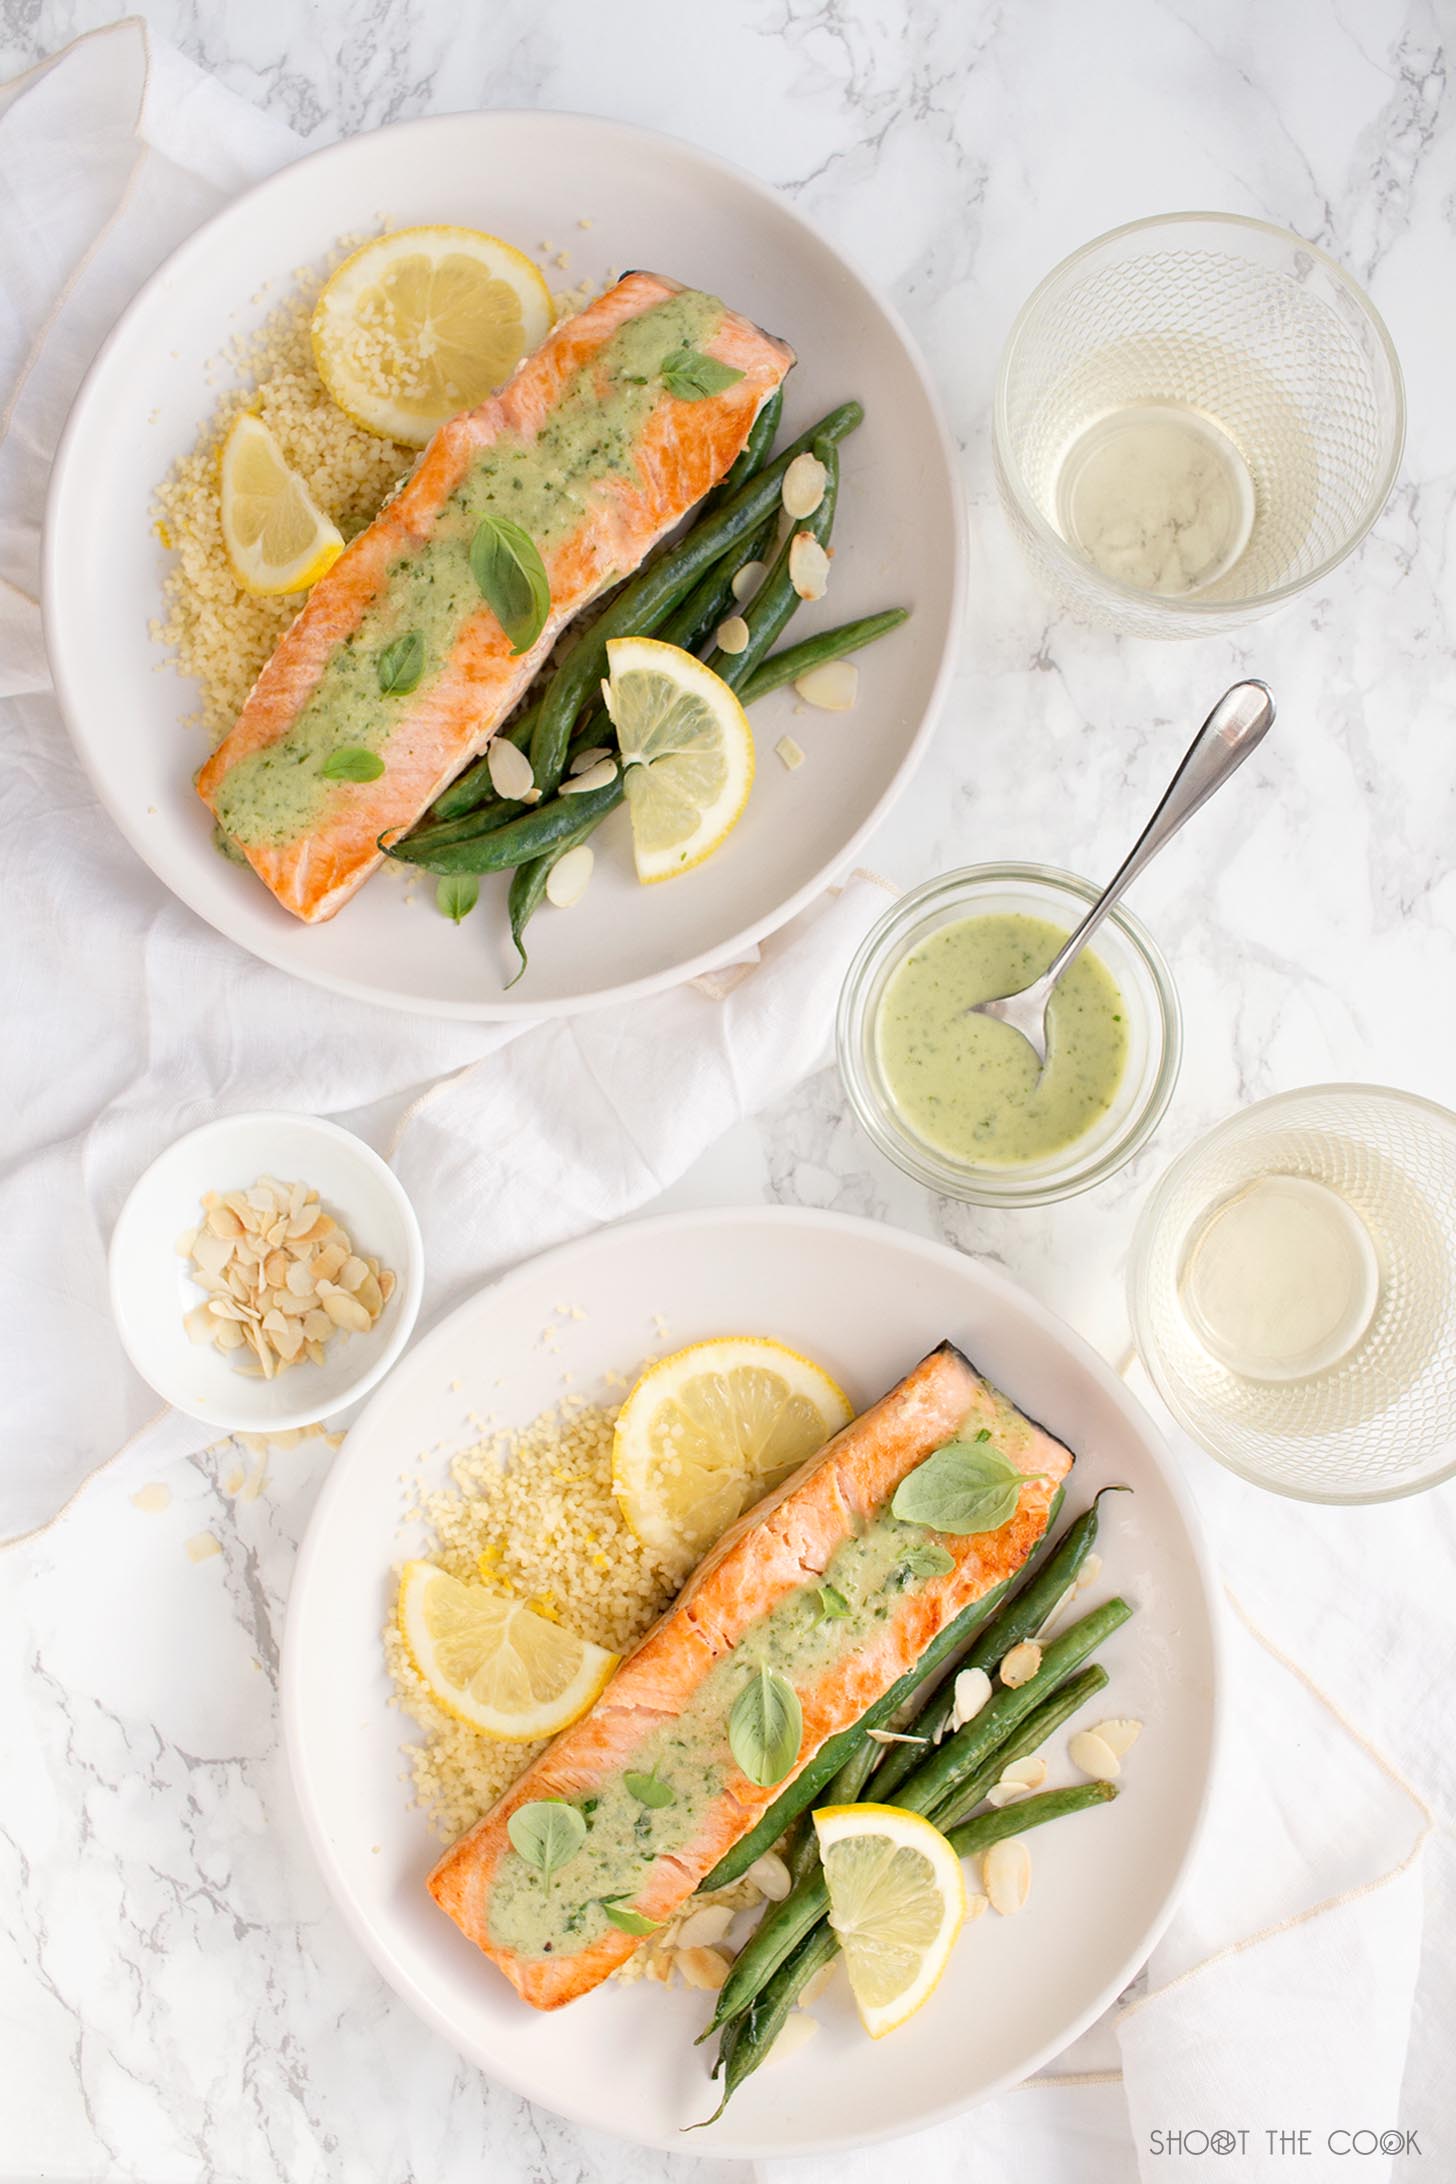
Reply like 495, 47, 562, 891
212, 289, 724, 848
486, 1501, 959, 1959
876, 911, 1128, 1166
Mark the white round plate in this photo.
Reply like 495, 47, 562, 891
44, 112, 962, 1020
284, 1208, 1220, 2157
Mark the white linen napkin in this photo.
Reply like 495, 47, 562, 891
1, 29, 1433, 2184
0, 19, 888, 1545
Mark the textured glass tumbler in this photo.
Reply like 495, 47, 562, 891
1129, 1087, 1456, 1502
994, 214, 1405, 637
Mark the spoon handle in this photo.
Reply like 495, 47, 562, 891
1042, 680, 1276, 992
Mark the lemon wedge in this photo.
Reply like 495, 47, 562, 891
218, 412, 344, 595
602, 637, 756, 883
397, 1561, 618, 1740
813, 1804, 967, 2037
612, 1336, 853, 1566
311, 225, 552, 446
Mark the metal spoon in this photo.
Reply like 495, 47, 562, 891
968, 680, 1276, 1068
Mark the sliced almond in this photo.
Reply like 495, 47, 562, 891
314, 1242, 348, 1284
675, 1946, 731, 1991
339, 1255, 370, 1293
276, 1289, 315, 1318
794, 659, 858, 712
1093, 1717, 1142, 1759
207, 1205, 244, 1240
568, 745, 611, 775
765, 2012, 819, 2067
984, 1837, 1031, 1916
949, 1665, 993, 1730
775, 734, 805, 771
781, 451, 828, 520
261, 1309, 290, 1339
263, 1250, 288, 1288
272, 1319, 305, 1363
247, 1185, 278, 1215
865, 1728, 928, 1747
546, 844, 594, 908
207, 1296, 252, 1322
175, 1226, 200, 1258
305, 1338, 326, 1367
745, 1851, 791, 1902
286, 1208, 324, 1242
286, 1258, 315, 1298
985, 1781, 1032, 1808
379, 1270, 396, 1303
999, 1640, 1042, 1689
487, 738, 535, 802
675, 1905, 735, 1950
788, 531, 830, 601
227, 1267, 254, 1303
714, 614, 750, 656
798, 1958, 839, 2006
355, 1272, 384, 1318
1000, 1755, 1048, 1791
303, 1309, 333, 1341
965, 1892, 989, 1924
1076, 1552, 1103, 1591
559, 757, 617, 796
184, 1304, 215, 1344
214, 1319, 247, 1353
321, 1289, 372, 1334
731, 558, 766, 603
1068, 1729, 1121, 1781
192, 1231, 235, 1280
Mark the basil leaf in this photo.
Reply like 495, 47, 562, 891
728, 1663, 802, 1788
892, 1442, 1029, 1536
435, 873, 479, 924
624, 1767, 676, 1810
506, 1798, 587, 1885
660, 345, 746, 402
321, 746, 385, 783
898, 1541, 956, 1580
600, 1897, 660, 1935
377, 630, 425, 695
470, 515, 551, 656
816, 1583, 851, 1622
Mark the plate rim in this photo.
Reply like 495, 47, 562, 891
281, 1203, 1223, 2157
42, 108, 966, 1022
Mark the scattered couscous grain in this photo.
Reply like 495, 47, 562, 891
384, 1397, 677, 1842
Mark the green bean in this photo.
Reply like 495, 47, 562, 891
737, 608, 910, 707
424, 700, 541, 826
869, 1488, 1126, 1800
528, 402, 864, 793
503, 805, 605, 986
702, 438, 838, 693
702, 387, 782, 516
698, 1569, 1014, 1895
657, 512, 776, 658
930, 1662, 1108, 1832
708, 1597, 1131, 2031
693, 1782, 1118, 2126
389, 773, 625, 875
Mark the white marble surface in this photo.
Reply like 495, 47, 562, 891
3, 1, 1454, 2178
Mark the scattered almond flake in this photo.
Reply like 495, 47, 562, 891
794, 659, 858, 711
1093, 1717, 1142, 1758
207, 1204, 244, 1240
781, 450, 827, 520
745, 1850, 791, 1901
185, 1531, 221, 1564
731, 558, 766, 603
1068, 1729, 1121, 1781
965, 1892, 989, 1923
950, 1665, 993, 1731
865, 1728, 929, 1747
715, 614, 750, 655
985, 1781, 1032, 1808
798, 1957, 839, 2006
223, 1466, 247, 1495
568, 745, 611, 775
239, 1457, 270, 1503
676, 1945, 731, 1991
130, 1482, 171, 1514
999, 1640, 1042, 1689
546, 844, 594, 908
675, 1904, 735, 1949
340, 1255, 370, 1293
788, 531, 830, 601
321, 1288, 372, 1334
559, 757, 617, 796
983, 1837, 1030, 1916
775, 735, 805, 772
1076, 1552, 1103, 1590
487, 738, 535, 801
1037, 1581, 1078, 1638
765, 2012, 820, 2066
1000, 1755, 1048, 1791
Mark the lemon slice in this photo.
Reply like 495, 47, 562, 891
311, 225, 552, 446
612, 1336, 853, 1565
814, 1804, 967, 2038
218, 412, 344, 595
602, 637, 755, 883
397, 1561, 618, 1740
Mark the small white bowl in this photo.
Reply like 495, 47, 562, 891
109, 1111, 424, 1433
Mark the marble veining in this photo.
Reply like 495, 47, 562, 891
3, 0, 1453, 2178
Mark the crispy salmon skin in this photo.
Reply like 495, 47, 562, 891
427, 1341, 1074, 2009
196, 273, 793, 922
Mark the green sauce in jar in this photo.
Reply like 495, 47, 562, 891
875, 911, 1128, 1166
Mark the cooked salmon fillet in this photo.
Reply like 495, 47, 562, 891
428, 1341, 1074, 2009
196, 271, 793, 922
